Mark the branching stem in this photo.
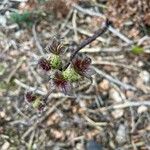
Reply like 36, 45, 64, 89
63, 19, 111, 70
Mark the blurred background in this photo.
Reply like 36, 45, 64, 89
0, 0, 150, 149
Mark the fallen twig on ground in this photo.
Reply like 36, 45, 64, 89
32, 23, 45, 56
93, 66, 137, 91
88, 101, 150, 112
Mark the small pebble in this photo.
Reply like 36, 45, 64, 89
122, 76, 129, 84
139, 70, 150, 84
116, 124, 127, 144
137, 105, 148, 114
137, 61, 144, 67
109, 88, 123, 103
126, 90, 134, 98
99, 79, 110, 91
86, 140, 103, 150
79, 100, 86, 108
15, 30, 24, 39
111, 109, 124, 119
0, 15, 6, 26
76, 143, 84, 150
0, 111, 6, 118
1, 141, 10, 150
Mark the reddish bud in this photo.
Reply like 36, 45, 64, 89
38, 58, 51, 71
38, 103, 45, 111
52, 71, 72, 95
45, 37, 65, 55
25, 92, 36, 102
72, 55, 95, 78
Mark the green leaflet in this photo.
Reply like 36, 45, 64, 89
131, 45, 144, 55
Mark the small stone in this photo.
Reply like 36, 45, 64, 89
137, 61, 144, 67
15, 30, 24, 39
111, 109, 124, 119
51, 129, 64, 140
139, 70, 150, 84
146, 124, 150, 131
47, 112, 61, 126
122, 76, 129, 84
0, 111, 6, 118
109, 88, 123, 103
116, 124, 127, 144
86, 140, 103, 150
1, 141, 10, 150
0, 15, 6, 26
99, 79, 110, 91
137, 105, 148, 114
76, 143, 84, 150
126, 90, 134, 98
79, 100, 86, 108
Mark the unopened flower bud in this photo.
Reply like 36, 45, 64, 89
32, 97, 42, 109
25, 92, 36, 102
38, 58, 51, 71
52, 71, 72, 95
50, 54, 62, 69
72, 55, 95, 78
62, 68, 80, 82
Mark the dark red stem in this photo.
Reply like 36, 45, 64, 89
63, 19, 111, 70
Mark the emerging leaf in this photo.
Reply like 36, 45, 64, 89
131, 45, 144, 55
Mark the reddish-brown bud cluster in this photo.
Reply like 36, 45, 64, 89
25, 92, 36, 102
25, 92, 45, 111
45, 38, 65, 55
52, 71, 72, 95
26, 38, 95, 112
24, 20, 110, 111
38, 58, 51, 71
72, 55, 95, 78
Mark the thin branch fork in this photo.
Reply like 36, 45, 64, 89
63, 19, 111, 70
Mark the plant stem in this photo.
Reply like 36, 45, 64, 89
63, 19, 111, 70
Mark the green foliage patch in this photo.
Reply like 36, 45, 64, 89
131, 45, 144, 55
10, 11, 33, 27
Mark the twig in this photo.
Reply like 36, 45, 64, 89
38, 98, 67, 123
60, 9, 73, 31
13, 104, 29, 119
88, 101, 150, 112
14, 79, 46, 95
82, 114, 106, 131
27, 130, 35, 150
92, 60, 141, 72
67, 25, 107, 43
32, 23, 45, 56
72, 10, 78, 42
9, 119, 29, 126
6, 56, 25, 83
74, 4, 133, 44
22, 98, 68, 140
108, 26, 133, 44
14, 79, 94, 99
73, 4, 104, 17
63, 19, 110, 70
93, 66, 137, 91
80, 47, 121, 53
